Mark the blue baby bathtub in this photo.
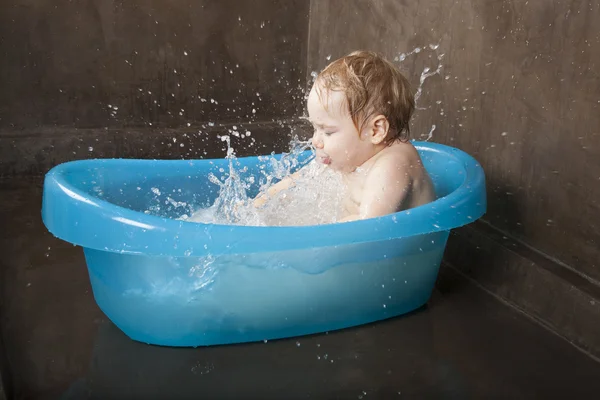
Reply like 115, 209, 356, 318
41, 141, 486, 347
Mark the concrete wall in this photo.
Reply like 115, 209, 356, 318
0, 0, 311, 175
307, 0, 600, 284
0, 1, 311, 397
306, 0, 600, 357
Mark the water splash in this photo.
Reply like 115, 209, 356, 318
205, 135, 257, 225
414, 64, 443, 108
189, 254, 218, 291
185, 135, 345, 227
424, 124, 436, 141
395, 47, 423, 62
395, 43, 444, 142
397, 43, 444, 109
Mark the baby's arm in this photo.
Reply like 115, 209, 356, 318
253, 170, 302, 208
342, 163, 410, 222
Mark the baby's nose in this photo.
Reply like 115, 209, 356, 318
311, 134, 324, 149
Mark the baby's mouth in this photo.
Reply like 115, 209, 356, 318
318, 155, 331, 165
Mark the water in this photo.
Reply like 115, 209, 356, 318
184, 135, 346, 227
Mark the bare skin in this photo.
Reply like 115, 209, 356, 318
253, 84, 435, 222
337, 142, 435, 222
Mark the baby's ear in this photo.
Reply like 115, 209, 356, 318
370, 115, 390, 144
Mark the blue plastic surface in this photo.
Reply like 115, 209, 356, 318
41, 142, 486, 346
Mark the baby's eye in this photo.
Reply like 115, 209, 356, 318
324, 131, 336, 136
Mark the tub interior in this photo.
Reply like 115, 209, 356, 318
59, 145, 466, 220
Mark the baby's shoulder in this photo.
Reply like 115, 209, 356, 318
373, 141, 421, 170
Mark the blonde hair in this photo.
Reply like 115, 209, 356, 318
314, 50, 414, 144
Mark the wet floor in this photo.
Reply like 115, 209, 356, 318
1, 177, 600, 400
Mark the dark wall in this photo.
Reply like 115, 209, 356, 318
307, 0, 600, 283
0, 0, 310, 175
0, 2, 310, 395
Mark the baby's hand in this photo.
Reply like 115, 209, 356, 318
252, 195, 268, 209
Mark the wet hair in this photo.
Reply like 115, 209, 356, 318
314, 50, 415, 144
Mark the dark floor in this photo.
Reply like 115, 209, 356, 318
1, 178, 600, 400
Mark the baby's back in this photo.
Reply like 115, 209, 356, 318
344, 141, 435, 219
390, 142, 436, 210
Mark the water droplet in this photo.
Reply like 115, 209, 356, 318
326, 54, 332, 61
88, 146, 94, 151
296, 341, 301, 347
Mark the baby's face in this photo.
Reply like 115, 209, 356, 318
307, 85, 374, 173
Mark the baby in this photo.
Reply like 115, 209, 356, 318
254, 50, 435, 223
